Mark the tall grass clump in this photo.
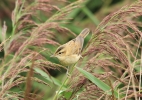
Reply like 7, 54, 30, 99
0, 0, 142, 100
0, 0, 84, 99
55, 1, 142, 100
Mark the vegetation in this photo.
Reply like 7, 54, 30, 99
0, 0, 142, 100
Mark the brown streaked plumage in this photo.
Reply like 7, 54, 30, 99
51, 28, 90, 65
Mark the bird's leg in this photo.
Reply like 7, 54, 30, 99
66, 66, 71, 77
66, 64, 75, 78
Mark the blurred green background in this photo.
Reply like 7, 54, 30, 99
0, 0, 137, 99
0, 0, 136, 59
0, 0, 136, 72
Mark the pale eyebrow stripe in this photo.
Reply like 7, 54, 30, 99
56, 46, 64, 53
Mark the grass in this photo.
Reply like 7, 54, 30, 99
0, 0, 142, 100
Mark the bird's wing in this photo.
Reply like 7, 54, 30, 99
66, 36, 84, 55
74, 36, 84, 54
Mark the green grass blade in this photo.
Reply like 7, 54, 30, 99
34, 67, 66, 89
76, 67, 119, 98
82, 7, 100, 25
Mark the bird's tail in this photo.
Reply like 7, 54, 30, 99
78, 28, 90, 38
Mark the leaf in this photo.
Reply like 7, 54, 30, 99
34, 67, 66, 89
76, 67, 119, 98
61, 91, 72, 99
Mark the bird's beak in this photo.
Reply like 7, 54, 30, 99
50, 54, 55, 57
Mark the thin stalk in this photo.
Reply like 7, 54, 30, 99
53, 64, 76, 100
139, 47, 142, 100
53, 74, 68, 100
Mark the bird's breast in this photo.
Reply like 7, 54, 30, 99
59, 54, 81, 66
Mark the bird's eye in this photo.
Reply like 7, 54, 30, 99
58, 52, 62, 54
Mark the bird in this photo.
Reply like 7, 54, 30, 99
51, 28, 90, 66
